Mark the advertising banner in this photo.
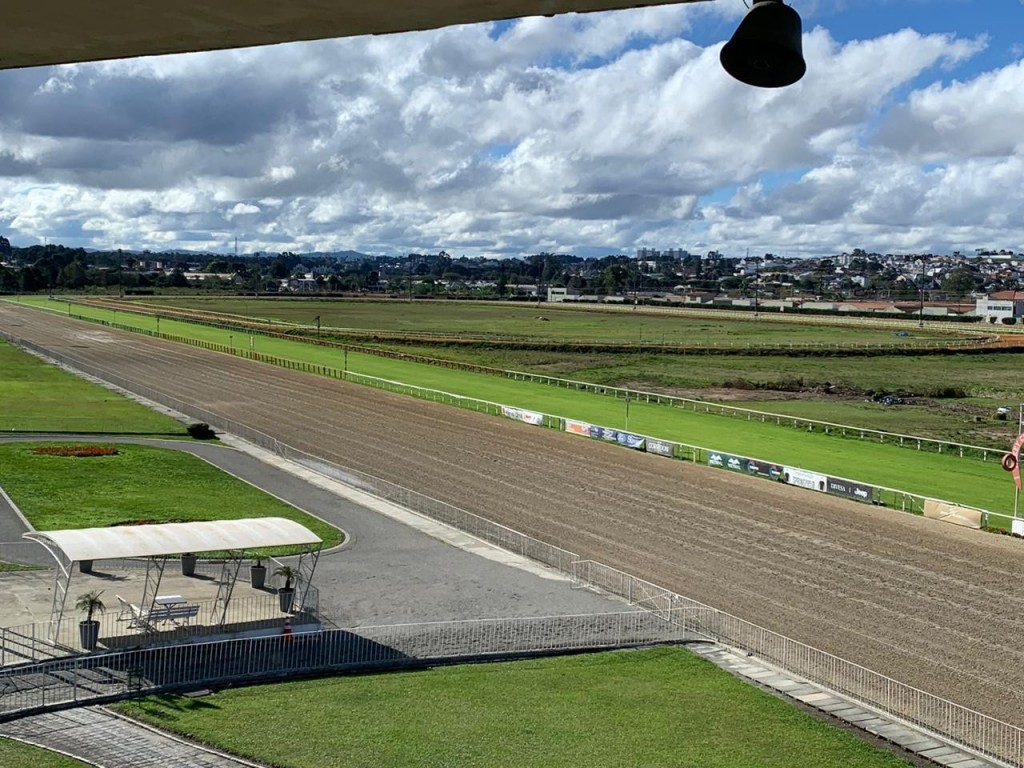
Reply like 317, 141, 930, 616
564, 419, 592, 437
826, 476, 874, 503
500, 406, 544, 426
616, 432, 646, 450
783, 467, 828, 492
589, 426, 620, 442
646, 438, 675, 458
923, 500, 982, 529
744, 460, 784, 480
708, 452, 744, 472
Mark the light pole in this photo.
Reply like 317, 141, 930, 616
918, 269, 925, 328
343, 348, 349, 376
315, 315, 321, 340
625, 393, 631, 432
156, 316, 160, 335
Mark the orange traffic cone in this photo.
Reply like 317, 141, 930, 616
282, 617, 293, 640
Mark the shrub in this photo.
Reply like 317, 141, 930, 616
31, 445, 119, 457
186, 422, 217, 440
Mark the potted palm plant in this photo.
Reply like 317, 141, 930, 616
76, 590, 105, 650
274, 564, 297, 612
250, 556, 267, 589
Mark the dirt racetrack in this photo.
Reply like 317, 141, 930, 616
3, 303, 1024, 726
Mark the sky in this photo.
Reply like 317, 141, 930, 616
0, 0, 1022, 259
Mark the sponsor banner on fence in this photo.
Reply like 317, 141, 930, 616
500, 406, 544, 426
616, 432, 646, 450
589, 426, 620, 442
1014, 518, 1024, 537
923, 500, 982, 529
708, 452, 745, 472
826, 476, 874, 503
564, 419, 592, 437
646, 438, 675, 458
745, 460, 784, 480
784, 466, 828, 492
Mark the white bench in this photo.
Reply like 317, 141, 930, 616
146, 604, 200, 627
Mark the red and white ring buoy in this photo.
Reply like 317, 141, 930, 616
1001, 452, 1018, 472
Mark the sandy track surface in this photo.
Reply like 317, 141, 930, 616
3, 303, 1023, 726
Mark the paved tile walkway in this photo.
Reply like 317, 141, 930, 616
689, 642, 1002, 768
0, 705, 260, 767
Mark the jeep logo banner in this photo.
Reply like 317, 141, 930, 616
826, 477, 874, 502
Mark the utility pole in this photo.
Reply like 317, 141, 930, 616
753, 250, 760, 318
919, 265, 925, 328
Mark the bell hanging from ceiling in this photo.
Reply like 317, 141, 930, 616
720, 0, 806, 88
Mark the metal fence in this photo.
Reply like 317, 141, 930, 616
571, 560, 1024, 768
0, 610, 692, 719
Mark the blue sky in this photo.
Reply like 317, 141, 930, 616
0, 0, 1022, 258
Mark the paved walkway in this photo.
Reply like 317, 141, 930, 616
689, 643, 1002, 768
0, 706, 260, 767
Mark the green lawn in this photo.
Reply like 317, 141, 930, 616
116, 647, 912, 768
15, 298, 1015, 515
0, 739, 91, 768
0, 442, 342, 550
0, 339, 186, 434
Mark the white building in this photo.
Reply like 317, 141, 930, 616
975, 291, 1024, 324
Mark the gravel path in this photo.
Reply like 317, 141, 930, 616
3, 303, 1023, 726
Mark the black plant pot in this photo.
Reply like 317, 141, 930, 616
79, 620, 100, 650
250, 565, 267, 589
278, 588, 295, 613
181, 554, 197, 576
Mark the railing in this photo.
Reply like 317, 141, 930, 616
571, 560, 1024, 768
0, 610, 692, 719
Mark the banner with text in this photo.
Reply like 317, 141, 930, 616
501, 406, 545, 426
784, 467, 828, 492
646, 438, 675, 458
564, 419, 592, 437
826, 476, 874, 503
616, 432, 646, 450
923, 500, 982, 529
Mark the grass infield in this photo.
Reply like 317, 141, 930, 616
115, 647, 912, 768
0, 339, 186, 435
0, 442, 342, 550
0, 739, 91, 768
19, 298, 1012, 514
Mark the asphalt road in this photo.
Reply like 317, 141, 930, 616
2, 302, 1023, 727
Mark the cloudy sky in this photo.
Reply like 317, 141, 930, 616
0, 0, 1021, 258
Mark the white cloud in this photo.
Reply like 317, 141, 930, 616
0, 7, 1017, 257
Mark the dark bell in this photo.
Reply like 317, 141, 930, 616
721, 0, 806, 88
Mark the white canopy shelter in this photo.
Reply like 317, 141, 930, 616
25, 517, 323, 643
26, 517, 321, 562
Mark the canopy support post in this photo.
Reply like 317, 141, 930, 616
214, 551, 243, 626
293, 544, 321, 613
140, 557, 167, 616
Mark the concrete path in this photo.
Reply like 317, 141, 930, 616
689, 643, 1002, 768
0, 706, 260, 767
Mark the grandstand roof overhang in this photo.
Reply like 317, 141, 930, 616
3, 0, 709, 71
24, 517, 321, 563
